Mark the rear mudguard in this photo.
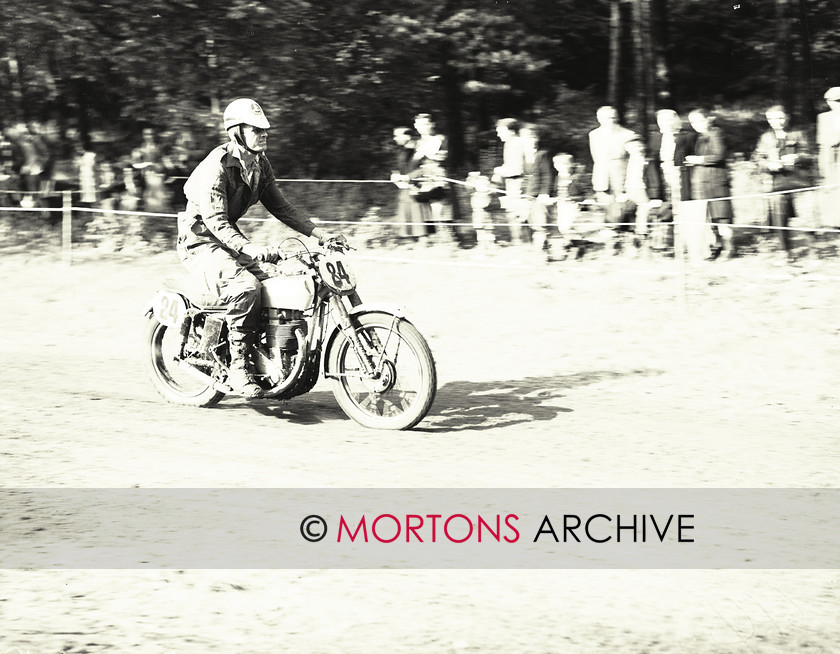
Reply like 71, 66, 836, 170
322, 303, 411, 377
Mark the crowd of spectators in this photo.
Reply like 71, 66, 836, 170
2, 94, 838, 263
391, 91, 840, 265
0, 121, 198, 216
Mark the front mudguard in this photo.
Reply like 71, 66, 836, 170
322, 303, 411, 378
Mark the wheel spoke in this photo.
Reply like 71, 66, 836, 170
347, 387, 417, 417
330, 315, 435, 429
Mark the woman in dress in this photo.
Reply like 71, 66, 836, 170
685, 108, 735, 259
390, 127, 428, 243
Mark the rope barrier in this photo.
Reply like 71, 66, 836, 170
2, 200, 838, 234
68, 206, 178, 219
3, 174, 840, 238
276, 178, 394, 184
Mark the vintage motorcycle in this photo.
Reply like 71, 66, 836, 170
142, 238, 437, 430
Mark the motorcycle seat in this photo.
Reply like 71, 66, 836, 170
162, 277, 226, 309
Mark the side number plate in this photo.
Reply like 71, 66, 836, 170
152, 291, 188, 327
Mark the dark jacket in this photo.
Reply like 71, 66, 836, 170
689, 126, 733, 220
522, 150, 554, 198
648, 128, 696, 202
754, 128, 813, 191
178, 142, 316, 254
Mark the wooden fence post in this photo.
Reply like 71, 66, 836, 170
62, 190, 73, 266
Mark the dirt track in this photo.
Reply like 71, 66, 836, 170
1, 243, 839, 652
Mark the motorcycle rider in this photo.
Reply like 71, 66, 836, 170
177, 98, 343, 397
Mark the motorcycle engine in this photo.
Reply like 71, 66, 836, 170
263, 308, 307, 379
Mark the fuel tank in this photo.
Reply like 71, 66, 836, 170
261, 274, 315, 311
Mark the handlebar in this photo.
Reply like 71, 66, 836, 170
271, 236, 354, 265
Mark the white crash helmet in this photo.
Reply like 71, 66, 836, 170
223, 98, 270, 131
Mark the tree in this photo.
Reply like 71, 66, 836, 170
2, 0, 840, 183
607, 0, 625, 115
650, 0, 672, 108
376, 1, 554, 170
631, 0, 656, 140
775, 0, 795, 115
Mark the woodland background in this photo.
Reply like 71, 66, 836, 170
1, 0, 839, 221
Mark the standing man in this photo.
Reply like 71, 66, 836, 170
177, 98, 343, 397
754, 105, 812, 263
492, 118, 525, 244
588, 106, 637, 206
817, 87, 840, 227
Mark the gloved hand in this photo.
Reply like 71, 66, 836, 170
313, 228, 348, 249
241, 243, 282, 264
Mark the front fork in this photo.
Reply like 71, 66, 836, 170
328, 295, 396, 378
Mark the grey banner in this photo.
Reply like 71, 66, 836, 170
1, 489, 837, 569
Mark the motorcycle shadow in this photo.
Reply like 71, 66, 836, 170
416, 368, 663, 433
250, 394, 347, 425
247, 368, 662, 432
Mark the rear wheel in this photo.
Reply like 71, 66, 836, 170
143, 315, 225, 407
327, 312, 436, 430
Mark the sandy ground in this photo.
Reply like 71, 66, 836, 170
1, 240, 839, 653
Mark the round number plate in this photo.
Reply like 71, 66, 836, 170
317, 252, 357, 295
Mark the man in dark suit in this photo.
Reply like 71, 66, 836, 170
754, 105, 812, 263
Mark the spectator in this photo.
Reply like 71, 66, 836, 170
162, 132, 198, 211
553, 154, 586, 228
466, 171, 500, 251
120, 157, 141, 212
97, 160, 121, 201
647, 109, 697, 251
410, 113, 456, 246
588, 106, 637, 206
623, 138, 661, 253
518, 123, 554, 255
491, 118, 525, 244
649, 109, 696, 206
131, 127, 163, 210
754, 104, 812, 264
0, 129, 20, 207
35, 121, 60, 195
685, 108, 735, 259
14, 123, 48, 208
817, 87, 840, 227
390, 126, 428, 245
77, 149, 98, 205
51, 127, 86, 194
550, 153, 587, 259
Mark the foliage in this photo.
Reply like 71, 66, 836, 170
1, 0, 840, 182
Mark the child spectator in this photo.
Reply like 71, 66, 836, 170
466, 171, 501, 250
550, 153, 587, 260
623, 138, 663, 254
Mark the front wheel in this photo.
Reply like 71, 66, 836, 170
326, 312, 436, 430
143, 315, 225, 407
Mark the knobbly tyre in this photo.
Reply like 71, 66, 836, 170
142, 237, 437, 430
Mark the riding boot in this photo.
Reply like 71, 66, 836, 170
227, 332, 263, 398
